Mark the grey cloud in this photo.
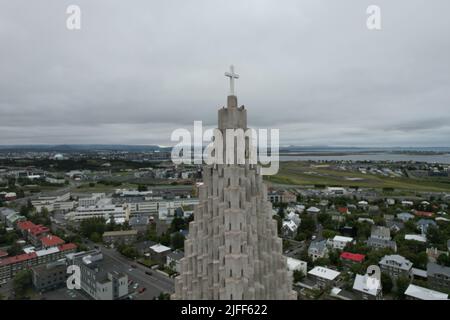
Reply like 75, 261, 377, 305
0, 0, 449, 146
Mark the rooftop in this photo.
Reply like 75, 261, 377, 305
405, 284, 448, 300
340, 252, 365, 263
308, 266, 340, 281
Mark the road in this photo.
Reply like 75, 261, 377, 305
100, 246, 174, 299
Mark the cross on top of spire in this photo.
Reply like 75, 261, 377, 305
225, 65, 239, 96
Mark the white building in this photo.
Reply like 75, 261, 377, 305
327, 235, 353, 250
286, 257, 307, 275
308, 266, 340, 289
405, 284, 448, 300
352, 274, 383, 300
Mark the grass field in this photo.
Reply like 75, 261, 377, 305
265, 161, 450, 192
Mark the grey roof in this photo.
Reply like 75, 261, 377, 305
397, 212, 414, 221
308, 240, 327, 253
167, 250, 184, 261
367, 237, 397, 250
386, 220, 404, 230
129, 216, 149, 226
379, 254, 413, 271
0, 207, 16, 218
417, 219, 437, 227
427, 262, 450, 277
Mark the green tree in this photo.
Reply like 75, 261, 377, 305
138, 185, 148, 192
395, 276, 410, 299
171, 232, 185, 250
13, 270, 32, 298
381, 273, 393, 294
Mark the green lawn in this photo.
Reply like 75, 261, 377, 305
265, 161, 450, 192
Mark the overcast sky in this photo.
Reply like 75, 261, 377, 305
1, 0, 449, 147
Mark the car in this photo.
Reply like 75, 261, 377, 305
131, 264, 137, 268
133, 283, 139, 289
145, 271, 153, 276
138, 287, 146, 293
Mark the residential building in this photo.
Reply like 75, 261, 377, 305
416, 219, 437, 234
367, 226, 397, 251
102, 230, 138, 246
166, 250, 184, 273
0, 243, 76, 284
427, 262, 450, 291
352, 274, 383, 300
379, 254, 413, 278
327, 235, 353, 250
148, 243, 171, 264
404, 284, 448, 300
397, 212, 415, 222
340, 252, 365, 265
282, 220, 298, 239
68, 250, 128, 300
286, 257, 307, 275
32, 259, 67, 292
308, 266, 340, 289
308, 240, 329, 261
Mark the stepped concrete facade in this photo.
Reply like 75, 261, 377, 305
173, 70, 296, 300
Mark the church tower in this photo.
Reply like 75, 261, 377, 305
173, 66, 296, 300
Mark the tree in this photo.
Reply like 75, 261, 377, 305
293, 270, 305, 282
171, 232, 185, 250
7, 243, 23, 256
395, 276, 410, 299
157, 292, 171, 300
80, 217, 106, 241
381, 273, 393, 294
13, 270, 32, 298
138, 185, 148, 192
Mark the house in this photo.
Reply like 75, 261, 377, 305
367, 226, 397, 251
308, 266, 340, 289
386, 199, 395, 206
370, 226, 391, 240
306, 206, 320, 214
367, 237, 397, 252
340, 252, 365, 265
129, 216, 149, 234
386, 220, 404, 232
427, 262, 450, 291
426, 247, 448, 263
308, 240, 329, 261
286, 211, 301, 226
337, 207, 349, 215
414, 210, 434, 218
379, 254, 413, 278
327, 235, 353, 250
404, 284, 448, 300
166, 250, 184, 273
405, 234, 427, 243
148, 243, 171, 264
40, 235, 65, 249
352, 274, 383, 300
358, 218, 375, 224
416, 219, 437, 234
397, 212, 415, 222
358, 200, 369, 208
286, 257, 307, 275
282, 220, 298, 239
401, 200, 414, 207
103, 230, 138, 246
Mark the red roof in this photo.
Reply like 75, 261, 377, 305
40, 235, 65, 247
29, 225, 50, 236
340, 252, 365, 262
17, 220, 36, 231
0, 252, 37, 267
415, 211, 434, 218
58, 243, 77, 251
338, 207, 349, 214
